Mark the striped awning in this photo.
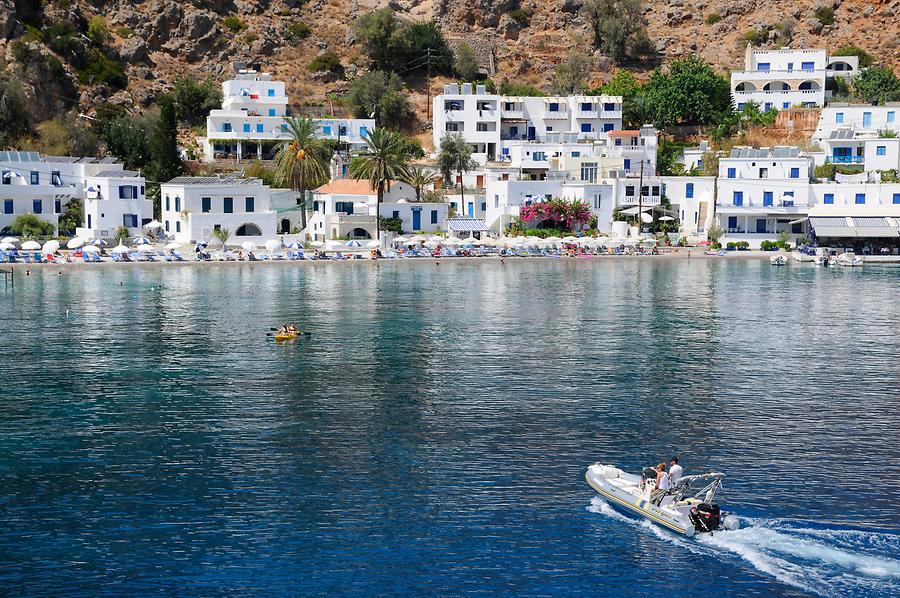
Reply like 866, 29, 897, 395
809, 216, 856, 237
809, 216, 900, 238
852, 217, 899, 238
447, 218, 490, 232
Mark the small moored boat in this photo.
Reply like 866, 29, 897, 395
770, 254, 787, 266
837, 251, 864, 267
585, 463, 739, 537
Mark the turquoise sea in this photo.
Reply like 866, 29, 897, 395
1, 259, 899, 596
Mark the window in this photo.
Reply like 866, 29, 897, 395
223, 197, 233, 213
641, 186, 649, 197
863, 112, 872, 128
887, 111, 895, 123
165, 195, 170, 211
728, 216, 738, 229
685, 183, 694, 199
3, 199, 12, 214
835, 112, 844, 124
54, 199, 61, 214
548, 102, 559, 112
281, 124, 288, 131
476, 122, 489, 132
392, 210, 399, 219
571, 151, 580, 158
446, 122, 459, 132
581, 102, 592, 111
268, 88, 275, 97
430, 210, 438, 224
323, 125, 331, 135
580, 162, 598, 183
33, 199, 42, 214
623, 159, 630, 171
764, 103, 773, 112
733, 191, 743, 206
603, 123, 614, 132
727, 168, 736, 179
222, 123, 232, 132
759, 167, 768, 178
790, 167, 800, 178
787, 62, 793, 71
651, 185, 660, 196
615, 138, 622, 146
763, 191, 773, 206
51, 171, 61, 186
245, 197, 254, 212
30, 171, 38, 185
757, 62, 770, 71
243, 123, 251, 133
202, 197, 211, 213
123, 214, 138, 228
801, 61, 814, 70
824, 193, 834, 204
737, 103, 746, 111
603, 103, 615, 111
533, 151, 545, 161
783, 102, 790, 109
256, 123, 264, 133
119, 185, 136, 199
335, 201, 353, 214
481, 202, 486, 211
268, 108, 276, 117
580, 123, 592, 133
174, 197, 181, 212
360, 126, 368, 137
545, 126, 553, 132
893, 193, 900, 204
176, 221, 181, 233
876, 146, 886, 156
855, 193, 865, 204
625, 185, 635, 196
165, 221, 169, 232
140, 186, 145, 196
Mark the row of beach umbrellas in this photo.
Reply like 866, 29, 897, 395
392, 235, 659, 248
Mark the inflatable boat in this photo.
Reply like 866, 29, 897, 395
585, 463, 739, 537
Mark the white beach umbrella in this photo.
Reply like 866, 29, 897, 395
393, 235, 409, 243
136, 243, 157, 253
309, 240, 325, 248
264, 239, 281, 252
325, 240, 345, 250
42, 240, 60, 254
0, 241, 15, 250
1, 237, 19, 244
562, 236, 578, 243
81, 244, 100, 253
132, 236, 151, 245
444, 236, 463, 245
410, 234, 428, 242
424, 240, 441, 248
544, 236, 562, 243
67, 237, 85, 249
365, 240, 381, 248
21, 240, 41, 250
427, 235, 444, 242
658, 216, 675, 222
164, 242, 182, 250
478, 237, 496, 247
346, 240, 363, 248
286, 241, 303, 249
112, 244, 131, 254
92, 239, 108, 247
145, 220, 163, 229
241, 241, 257, 251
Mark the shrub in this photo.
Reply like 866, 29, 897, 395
117, 27, 134, 38
346, 70, 411, 129
380, 217, 403, 234
285, 22, 311, 43
10, 214, 55, 238
726, 241, 736, 250
853, 66, 900, 104
814, 6, 834, 26
87, 15, 109, 45
76, 48, 127, 89
221, 16, 248, 33
308, 51, 343, 76
744, 27, 769, 46
242, 32, 258, 44
498, 79, 545, 96
705, 13, 722, 25
351, 9, 453, 75
172, 75, 222, 126
508, 8, 532, 28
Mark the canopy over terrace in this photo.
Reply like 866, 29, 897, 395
447, 218, 491, 239
807, 216, 900, 252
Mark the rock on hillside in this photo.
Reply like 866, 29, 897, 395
0, 0, 898, 124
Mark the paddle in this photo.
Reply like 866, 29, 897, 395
266, 328, 312, 336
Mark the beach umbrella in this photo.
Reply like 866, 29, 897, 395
264, 239, 282, 252
41, 240, 60, 254
410, 234, 428, 242
0, 241, 15, 250
286, 241, 303, 249
346, 240, 363, 248
136, 244, 157, 253
562, 236, 578, 243
309, 240, 325, 248
21, 240, 41, 250
444, 236, 463, 245
325, 240, 345, 250
424, 240, 441, 248
365, 240, 380, 248
67, 237, 85, 249
194, 242, 208, 252
427, 235, 444, 242
164, 242, 182, 250
81, 244, 100, 253
93, 238, 108, 247
112, 244, 131, 254
132, 235, 151, 245
144, 220, 163, 229
478, 237, 495, 246
393, 235, 409, 243
659, 216, 675, 222
241, 241, 257, 251
1, 237, 19, 244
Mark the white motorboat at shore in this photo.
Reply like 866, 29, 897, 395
793, 246, 815, 262
769, 254, 787, 266
837, 251, 864, 267
585, 463, 739, 537
812, 247, 836, 266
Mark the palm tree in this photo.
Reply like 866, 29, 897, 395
213, 227, 231, 252
437, 133, 475, 206
114, 225, 129, 245
348, 128, 410, 237
400, 165, 438, 202
274, 116, 331, 231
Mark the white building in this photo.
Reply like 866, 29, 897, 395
714, 147, 814, 246
0, 151, 151, 238
813, 103, 900, 144
731, 46, 859, 111
821, 129, 900, 172
203, 69, 375, 162
160, 175, 287, 244
806, 181, 900, 251
659, 176, 716, 235
432, 83, 623, 164
606, 127, 658, 175
307, 179, 448, 241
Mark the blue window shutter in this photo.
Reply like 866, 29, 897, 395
430, 210, 437, 224
763, 191, 773, 206
728, 216, 737, 228
603, 123, 614, 132
246, 197, 254, 212
33, 199, 42, 214
132, 186, 138, 198
686, 183, 693, 198
256, 123, 264, 133
790, 167, 800, 178
824, 193, 833, 204
855, 193, 865, 204
893, 193, 900, 204
392, 210, 399, 219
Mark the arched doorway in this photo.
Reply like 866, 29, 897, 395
236, 223, 263, 236
798, 80, 821, 91
279, 218, 291, 234
734, 82, 756, 92
350, 227, 371, 239
763, 81, 791, 91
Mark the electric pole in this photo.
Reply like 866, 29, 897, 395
426, 48, 433, 122
637, 159, 644, 234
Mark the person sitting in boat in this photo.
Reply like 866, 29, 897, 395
655, 463, 671, 491
669, 457, 683, 484
287, 323, 298, 334
277, 324, 289, 335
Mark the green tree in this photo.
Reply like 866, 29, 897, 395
274, 116, 331, 230
853, 67, 900, 105
172, 76, 222, 126
212, 227, 232, 251
832, 46, 874, 68
352, 9, 453, 74
10, 214, 55, 238
580, 0, 646, 64
552, 50, 593, 95
455, 42, 479, 81
114, 225, 129, 244
308, 51, 344, 76
352, 8, 399, 71
437, 133, 475, 206
87, 16, 109, 45
57, 198, 83, 235
348, 128, 410, 236
643, 56, 731, 127
401, 166, 438, 201
346, 70, 412, 130
148, 96, 184, 181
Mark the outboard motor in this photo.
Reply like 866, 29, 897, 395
690, 503, 721, 533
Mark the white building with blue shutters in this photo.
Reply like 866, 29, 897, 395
202, 69, 375, 162
78, 169, 153, 240
813, 103, 900, 145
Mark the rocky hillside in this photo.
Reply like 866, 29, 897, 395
1, 0, 899, 129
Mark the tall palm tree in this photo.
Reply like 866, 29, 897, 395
212, 227, 232, 252
400, 165, 438, 202
437, 133, 475, 206
348, 128, 410, 237
274, 116, 331, 231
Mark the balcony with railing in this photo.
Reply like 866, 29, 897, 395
826, 155, 865, 164
501, 108, 525, 119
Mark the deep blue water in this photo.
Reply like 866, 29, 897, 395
1, 259, 899, 597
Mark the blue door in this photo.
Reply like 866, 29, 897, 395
756, 219, 767, 233
412, 209, 421, 231
468, 202, 474, 217
527, 126, 536, 141
763, 191, 773, 206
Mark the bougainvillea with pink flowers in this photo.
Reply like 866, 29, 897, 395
519, 198, 592, 230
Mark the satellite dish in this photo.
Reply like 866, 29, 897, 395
640, 212, 653, 224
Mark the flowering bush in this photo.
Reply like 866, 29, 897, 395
519, 198, 591, 230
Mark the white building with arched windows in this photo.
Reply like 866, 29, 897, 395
160, 174, 293, 244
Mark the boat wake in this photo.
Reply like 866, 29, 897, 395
588, 497, 900, 597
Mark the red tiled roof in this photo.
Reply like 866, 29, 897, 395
608, 130, 640, 137
315, 179, 375, 195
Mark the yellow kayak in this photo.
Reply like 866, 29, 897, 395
274, 333, 299, 341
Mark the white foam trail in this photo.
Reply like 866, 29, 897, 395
587, 498, 900, 597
